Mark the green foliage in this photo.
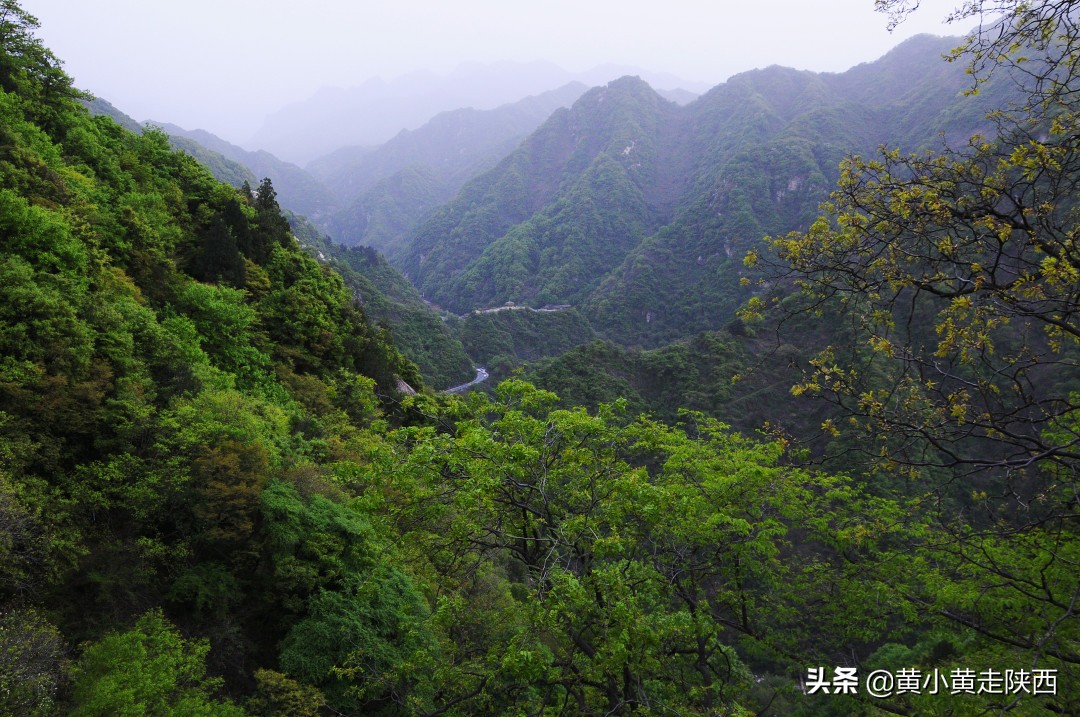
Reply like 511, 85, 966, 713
259, 480, 379, 610
365, 379, 874, 715
2, 4, 1077, 716
142, 121, 337, 223
744, 3, 1080, 711
0, 1, 82, 130
163, 134, 256, 190
0, 1, 424, 697
0, 608, 67, 717
280, 566, 434, 715
173, 282, 271, 386
262, 481, 436, 714
296, 237, 473, 389
70, 609, 247, 717
245, 669, 322, 717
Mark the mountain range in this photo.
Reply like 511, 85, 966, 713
308, 81, 591, 253
247, 60, 708, 163
87, 32, 1014, 379
393, 33, 1015, 348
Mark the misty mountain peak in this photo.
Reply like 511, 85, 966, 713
248, 62, 704, 164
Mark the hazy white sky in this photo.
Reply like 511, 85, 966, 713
28, 0, 968, 145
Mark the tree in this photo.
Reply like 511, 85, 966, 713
0, 1, 81, 128
748, 1, 1080, 479
70, 609, 247, 717
245, 669, 322, 717
876, 1, 1080, 105
263, 480, 437, 716
0, 608, 67, 717
369, 381, 868, 716
251, 178, 292, 261
189, 216, 246, 288
744, 2, 1080, 709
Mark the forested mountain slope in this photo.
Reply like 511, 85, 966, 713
151, 122, 340, 224
398, 75, 683, 310
0, 6, 433, 712
294, 228, 475, 389
84, 98, 260, 189
399, 34, 1016, 347
81, 97, 475, 389
307, 83, 589, 255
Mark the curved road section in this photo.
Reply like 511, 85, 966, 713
444, 366, 489, 394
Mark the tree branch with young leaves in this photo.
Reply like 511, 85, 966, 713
741, 4, 1080, 710
746, 0, 1080, 486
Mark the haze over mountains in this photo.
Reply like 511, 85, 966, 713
308, 81, 592, 252
247, 60, 710, 164
97, 79, 593, 253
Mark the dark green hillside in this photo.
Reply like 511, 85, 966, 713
518, 333, 812, 432
0, 7, 428, 712
78, 99, 469, 389
455, 306, 596, 380
293, 228, 475, 390
586, 38, 998, 348
586, 132, 840, 346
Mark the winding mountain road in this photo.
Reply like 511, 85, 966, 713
444, 366, 489, 394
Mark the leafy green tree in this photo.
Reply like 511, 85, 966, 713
249, 178, 292, 262
369, 380, 867, 715
70, 609, 247, 717
0, 1, 80, 123
262, 480, 436, 715
744, 2, 1080, 709
746, 0, 1080, 476
189, 216, 246, 288
245, 669, 322, 717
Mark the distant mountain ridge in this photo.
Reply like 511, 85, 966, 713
148, 122, 339, 224
309, 82, 591, 253
89, 35, 1006, 357
248, 60, 708, 163
121, 82, 601, 258
308, 82, 590, 204
90, 71, 703, 262
394, 34, 1017, 347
